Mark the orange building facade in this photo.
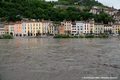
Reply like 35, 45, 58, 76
58, 24, 65, 35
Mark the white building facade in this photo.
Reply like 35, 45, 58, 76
8, 24, 15, 36
104, 24, 113, 34
71, 21, 86, 36
0, 28, 5, 35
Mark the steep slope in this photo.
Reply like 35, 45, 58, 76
0, 0, 113, 23
58, 0, 105, 7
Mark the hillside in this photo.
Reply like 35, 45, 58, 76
58, 0, 105, 7
0, 0, 113, 23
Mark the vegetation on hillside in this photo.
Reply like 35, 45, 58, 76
0, 0, 114, 23
58, 0, 104, 7
0, 34, 13, 39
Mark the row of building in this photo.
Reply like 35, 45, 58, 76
58, 6, 120, 36
59, 20, 120, 36
0, 20, 55, 36
0, 20, 120, 37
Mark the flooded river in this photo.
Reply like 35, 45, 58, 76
0, 38, 120, 80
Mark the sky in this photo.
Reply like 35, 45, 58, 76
97, 0, 120, 9
45, 0, 120, 9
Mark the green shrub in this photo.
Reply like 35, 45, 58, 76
54, 34, 71, 38
85, 34, 94, 38
98, 33, 109, 38
79, 35, 84, 38
54, 34, 109, 38
0, 34, 13, 39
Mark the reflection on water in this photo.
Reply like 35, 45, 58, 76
0, 38, 120, 80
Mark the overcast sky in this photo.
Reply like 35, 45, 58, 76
45, 0, 120, 9
97, 0, 120, 9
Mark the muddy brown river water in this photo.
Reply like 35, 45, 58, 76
0, 38, 120, 80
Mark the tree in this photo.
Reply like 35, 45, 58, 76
0, 0, 113, 22
94, 12, 114, 24
2, 0, 5, 2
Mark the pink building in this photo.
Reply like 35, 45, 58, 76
14, 22, 22, 36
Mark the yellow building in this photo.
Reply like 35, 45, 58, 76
89, 19, 95, 34
94, 23, 104, 34
113, 24, 120, 34
61, 21, 72, 34
24, 21, 43, 36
